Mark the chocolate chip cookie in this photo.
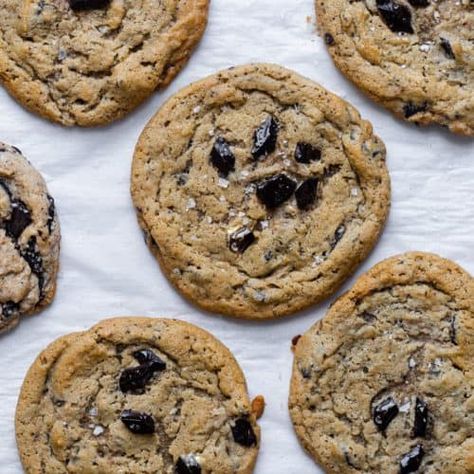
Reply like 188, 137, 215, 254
131, 63, 391, 320
316, 0, 474, 135
289, 252, 474, 473
0, 0, 209, 126
16, 317, 261, 473
0, 142, 60, 334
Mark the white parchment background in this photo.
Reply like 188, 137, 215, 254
0, 0, 473, 472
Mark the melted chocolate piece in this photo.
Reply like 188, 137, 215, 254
324, 33, 335, 45
376, 0, 414, 34
5, 200, 32, 239
440, 38, 455, 59
229, 227, 256, 253
133, 349, 166, 370
231, 418, 257, 446
413, 398, 428, 438
2, 301, 19, 319
256, 174, 297, 209
175, 455, 201, 474
403, 102, 428, 119
295, 143, 321, 164
47, 195, 55, 233
373, 397, 399, 431
295, 178, 318, 210
21, 237, 45, 295
120, 410, 155, 434
252, 116, 278, 159
68, 0, 111, 10
407, 0, 429, 6
400, 444, 424, 473
210, 137, 235, 177
119, 349, 166, 393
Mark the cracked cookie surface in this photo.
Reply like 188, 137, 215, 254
131, 63, 390, 320
16, 317, 260, 473
316, 0, 474, 135
289, 252, 474, 473
0, 142, 60, 334
0, 0, 209, 126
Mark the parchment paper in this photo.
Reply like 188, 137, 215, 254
0, 0, 473, 472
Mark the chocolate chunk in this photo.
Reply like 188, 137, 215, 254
119, 350, 166, 393
323, 164, 341, 178
373, 397, 399, 431
68, 0, 111, 10
229, 227, 255, 253
400, 444, 424, 473
231, 418, 257, 446
292, 335, 301, 346
403, 102, 428, 118
295, 143, 322, 164
450, 317, 457, 345
210, 137, 235, 177
324, 33, 335, 45
440, 38, 455, 59
21, 237, 45, 294
47, 195, 55, 233
252, 116, 278, 159
256, 174, 297, 209
5, 200, 32, 239
376, 0, 414, 34
295, 178, 318, 210
120, 410, 155, 434
407, 0, 429, 6
175, 454, 201, 474
413, 398, 428, 438
133, 349, 166, 371
2, 301, 19, 319
330, 224, 346, 250
360, 311, 377, 323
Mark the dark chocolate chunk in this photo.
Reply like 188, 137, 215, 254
133, 349, 166, 371
292, 335, 301, 346
251, 116, 278, 159
210, 137, 235, 177
403, 102, 428, 118
360, 311, 377, 323
120, 410, 155, 434
330, 224, 346, 250
450, 316, 457, 345
324, 33, 335, 45
323, 164, 341, 178
2, 301, 19, 319
256, 174, 297, 209
295, 142, 322, 164
295, 178, 318, 210
175, 455, 201, 474
21, 237, 45, 294
413, 398, 428, 438
373, 397, 399, 431
68, 0, 111, 10
376, 0, 414, 34
231, 418, 257, 447
229, 227, 255, 253
400, 444, 424, 473
5, 200, 32, 239
440, 38, 455, 59
407, 0, 429, 6
119, 351, 166, 393
47, 195, 55, 233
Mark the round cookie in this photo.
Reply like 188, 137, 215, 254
315, 0, 474, 136
0, 0, 209, 126
0, 142, 60, 334
16, 317, 261, 473
289, 252, 474, 473
131, 63, 391, 320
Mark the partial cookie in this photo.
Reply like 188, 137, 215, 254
290, 252, 474, 473
131, 63, 390, 320
16, 317, 261, 473
0, 0, 209, 126
315, 0, 474, 135
0, 143, 60, 334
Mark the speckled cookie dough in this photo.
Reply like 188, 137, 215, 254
16, 317, 261, 473
131, 63, 391, 320
315, 0, 474, 135
0, 0, 209, 126
0, 142, 60, 334
290, 252, 474, 473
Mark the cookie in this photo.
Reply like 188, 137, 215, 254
131, 63, 391, 320
0, 142, 60, 334
0, 0, 209, 126
16, 317, 261, 473
315, 0, 474, 136
289, 252, 474, 473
